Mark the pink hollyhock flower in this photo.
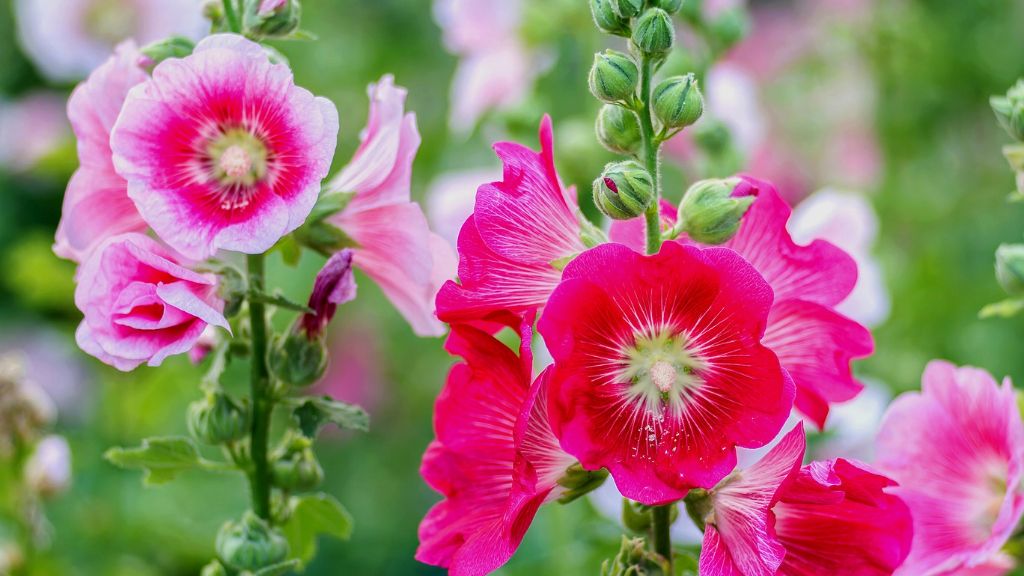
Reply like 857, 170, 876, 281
110, 34, 339, 260
14, 0, 208, 82
326, 76, 456, 337
876, 361, 1024, 576
701, 424, 913, 575
435, 116, 585, 324
0, 92, 70, 173
74, 233, 228, 371
417, 315, 575, 575
299, 250, 357, 340
538, 242, 794, 505
258, 0, 288, 15
609, 178, 873, 428
54, 41, 148, 264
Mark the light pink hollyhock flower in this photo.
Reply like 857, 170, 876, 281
700, 424, 913, 575
326, 76, 455, 337
258, 0, 288, 15
0, 92, 70, 173
876, 361, 1024, 576
110, 34, 338, 260
436, 116, 585, 324
74, 233, 228, 371
54, 41, 148, 264
539, 242, 794, 505
417, 315, 575, 575
14, 0, 208, 82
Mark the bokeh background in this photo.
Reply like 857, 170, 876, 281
1, 0, 1023, 573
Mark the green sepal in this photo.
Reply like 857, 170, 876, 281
556, 463, 609, 504
282, 493, 354, 568
289, 396, 370, 438
980, 298, 1024, 319
254, 559, 303, 575
105, 436, 202, 485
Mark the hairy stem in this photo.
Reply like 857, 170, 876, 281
651, 504, 673, 572
247, 253, 273, 520
638, 54, 662, 256
222, 0, 242, 33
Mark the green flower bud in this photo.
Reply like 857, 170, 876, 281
992, 80, 1024, 142
601, 536, 670, 576
242, 0, 301, 39
271, 435, 324, 491
996, 244, 1024, 296
709, 8, 750, 50
590, 0, 630, 36
589, 51, 639, 104
216, 512, 289, 572
556, 463, 609, 504
596, 104, 642, 155
621, 499, 651, 532
678, 178, 753, 244
269, 331, 328, 388
188, 391, 250, 445
653, 73, 703, 130
654, 0, 684, 14
683, 487, 712, 530
631, 8, 674, 56
613, 0, 643, 18
200, 560, 228, 576
593, 161, 655, 220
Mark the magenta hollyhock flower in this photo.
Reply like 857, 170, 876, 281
538, 242, 794, 505
74, 233, 228, 371
326, 76, 456, 337
417, 315, 575, 575
435, 116, 585, 324
54, 41, 147, 264
109, 34, 338, 260
700, 424, 913, 575
876, 361, 1024, 576
299, 250, 357, 340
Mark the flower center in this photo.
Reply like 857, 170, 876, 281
207, 128, 269, 189
616, 328, 707, 417
219, 145, 253, 180
650, 360, 676, 393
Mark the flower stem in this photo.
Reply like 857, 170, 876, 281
638, 54, 662, 256
222, 0, 242, 34
651, 504, 674, 572
247, 253, 273, 520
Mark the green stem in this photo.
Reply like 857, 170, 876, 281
247, 254, 273, 521
638, 54, 662, 256
222, 0, 242, 33
651, 504, 673, 572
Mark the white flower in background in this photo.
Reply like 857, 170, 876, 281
0, 93, 70, 173
426, 167, 500, 248
14, 0, 208, 82
25, 435, 72, 499
813, 378, 889, 462
705, 63, 767, 156
789, 189, 891, 327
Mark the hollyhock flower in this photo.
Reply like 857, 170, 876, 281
876, 361, 1024, 576
701, 425, 913, 575
54, 41, 148, 264
539, 242, 794, 505
299, 250, 357, 340
0, 92, 70, 173
417, 315, 575, 575
24, 435, 72, 498
14, 0, 208, 82
427, 168, 500, 249
610, 178, 873, 428
258, 0, 288, 15
326, 76, 455, 337
74, 233, 228, 371
436, 116, 585, 323
110, 34, 339, 260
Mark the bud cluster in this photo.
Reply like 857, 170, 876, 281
988, 80, 1024, 313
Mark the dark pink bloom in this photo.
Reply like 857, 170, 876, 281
538, 242, 793, 505
74, 233, 228, 371
436, 116, 585, 323
328, 76, 456, 337
110, 34, 339, 260
417, 315, 575, 575
299, 250, 356, 339
54, 41, 147, 264
876, 361, 1024, 576
702, 425, 913, 575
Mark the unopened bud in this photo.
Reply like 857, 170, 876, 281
216, 512, 289, 572
613, 0, 643, 18
996, 244, 1024, 296
678, 178, 753, 244
593, 161, 655, 220
24, 435, 71, 499
243, 0, 301, 39
654, 0, 684, 14
601, 536, 670, 576
589, 51, 639, 104
992, 80, 1024, 142
631, 8, 674, 56
653, 74, 703, 129
269, 332, 328, 388
203, 0, 225, 27
271, 435, 324, 491
709, 8, 750, 50
621, 499, 651, 532
590, 0, 630, 36
200, 560, 228, 576
556, 463, 608, 504
188, 391, 250, 445
596, 105, 641, 155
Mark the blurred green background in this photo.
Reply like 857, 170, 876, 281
1, 0, 1023, 574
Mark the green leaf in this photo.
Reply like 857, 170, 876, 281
249, 290, 314, 314
291, 396, 369, 438
254, 559, 302, 576
282, 494, 354, 567
104, 437, 201, 485
283, 29, 319, 41
980, 298, 1024, 319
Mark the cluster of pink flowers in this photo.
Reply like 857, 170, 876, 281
418, 118, 1024, 574
55, 34, 453, 369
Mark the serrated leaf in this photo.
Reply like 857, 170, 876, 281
104, 437, 201, 485
291, 396, 369, 438
254, 559, 302, 576
980, 298, 1024, 319
282, 494, 354, 567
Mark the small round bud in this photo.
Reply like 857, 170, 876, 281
678, 178, 754, 244
216, 512, 289, 572
654, 0, 684, 14
589, 51, 639, 104
590, 0, 630, 36
653, 74, 703, 130
622, 499, 651, 532
243, 0, 301, 39
188, 391, 250, 445
593, 161, 655, 220
596, 105, 642, 155
632, 8, 675, 56
709, 8, 750, 50
992, 80, 1024, 142
24, 435, 71, 499
613, 0, 643, 18
269, 331, 328, 388
200, 560, 228, 576
271, 436, 324, 491
996, 244, 1024, 296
